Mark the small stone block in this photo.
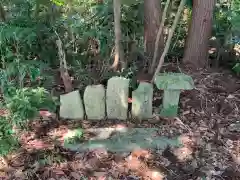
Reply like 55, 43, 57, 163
60, 90, 84, 119
84, 84, 105, 120
106, 77, 130, 120
132, 82, 153, 119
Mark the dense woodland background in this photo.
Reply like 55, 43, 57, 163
0, 0, 239, 90
0, 0, 240, 179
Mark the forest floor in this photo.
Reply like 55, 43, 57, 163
1, 64, 240, 180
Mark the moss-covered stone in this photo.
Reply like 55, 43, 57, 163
106, 77, 130, 120
154, 73, 194, 90
84, 84, 105, 120
60, 90, 84, 119
132, 82, 153, 119
154, 73, 194, 117
64, 128, 183, 152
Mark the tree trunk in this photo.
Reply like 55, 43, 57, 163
183, 0, 216, 69
0, 4, 6, 21
111, 0, 125, 71
144, 0, 164, 72
149, 0, 171, 74
56, 39, 73, 93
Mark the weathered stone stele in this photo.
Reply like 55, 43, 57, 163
132, 82, 153, 119
155, 73, 194, 117
60, 90, 84, 119
64, 128, 182, 152
84, 84, 105, 120
106, 77, 130, 120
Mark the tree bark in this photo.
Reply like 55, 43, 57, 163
111, 0, 125, 71
183, 0, 216, 69
56, 39, 73, 93
150, 0, 171, 74
144, 0, 164, 72
0, 4, 6, 21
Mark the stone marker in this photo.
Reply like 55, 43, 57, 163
154, 73, 194, 117
106, 77, 130, 120
60, 90, 84, 119
132, 82, 153, 119
84, 84, 105, 120
64, 128, 182, 152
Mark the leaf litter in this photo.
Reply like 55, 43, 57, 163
1, 66, 240, 180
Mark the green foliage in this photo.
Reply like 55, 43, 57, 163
0, 86, 57, 156
213, 0, 240, 72
51, 0, 65, 6
1, 0, 145, 87
0, 117, 19, 156
185, 0, 192, 7
4, 87, 57, 126
232, 62, 240, 74
0, 0, 239, 157
214, 0, 232, 44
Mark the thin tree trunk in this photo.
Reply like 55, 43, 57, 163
152, 0, 187, 82
0, 4, 6, 21
111, 0, 125, 71
144, 0, 164, 73
150, 0, 171, 74
56, 38, 73, 93
183, 0, 216, 69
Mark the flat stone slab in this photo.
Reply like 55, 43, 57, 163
106, 77, 130, 120
60, 90, 84, 119
154, 73, 194, 90
84, 84, 106, 120
64, 128, 182, 152
132, 82, 153, 119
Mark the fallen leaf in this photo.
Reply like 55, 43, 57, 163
70, 172, 83, 179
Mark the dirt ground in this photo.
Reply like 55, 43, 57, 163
1, 65, 240, 180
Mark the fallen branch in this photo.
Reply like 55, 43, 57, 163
55, 31, 73, 93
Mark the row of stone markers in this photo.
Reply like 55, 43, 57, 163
60, 73, 194, 120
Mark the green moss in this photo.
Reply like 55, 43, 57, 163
160, 105, 178, 117
155, 73, 194, 90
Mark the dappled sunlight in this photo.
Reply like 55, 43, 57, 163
173, 146, 193, 162
23, 139, 54, 151
47, 125, 69, 142
39, 110, 52, 117
124, 149, 165, 179
0, 0, 240, 179
225, 138, 240, 165
120, 91, 128, 109
0, 65, 239, 179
